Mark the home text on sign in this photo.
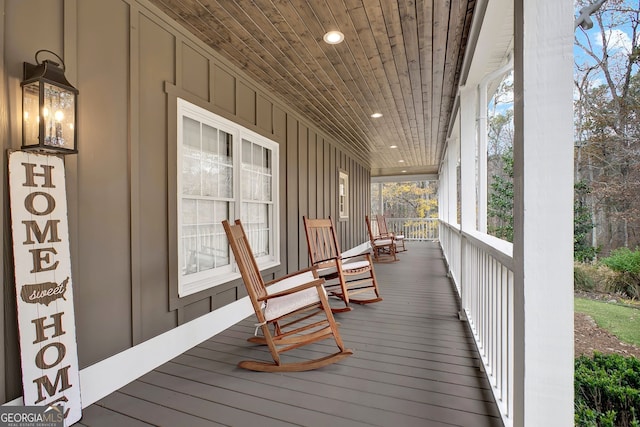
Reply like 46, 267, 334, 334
9, 151, 82, 426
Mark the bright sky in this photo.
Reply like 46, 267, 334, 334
574, 0, 639, 86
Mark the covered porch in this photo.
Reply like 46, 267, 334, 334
1, 1, 575, 426
78, 242, 504, 427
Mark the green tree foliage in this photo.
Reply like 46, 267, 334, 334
488, 146, 514, 242
486, 70, 515, 243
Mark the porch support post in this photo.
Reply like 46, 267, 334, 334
459, 86, 478, 232
438, 153, 447, 222
459, 86, 478, 318
447, 139, 459, 225
512, 0, 574, 426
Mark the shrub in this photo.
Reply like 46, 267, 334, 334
575, 353, 640, 426
601, 248, 640, 298
575, 262, 596, 291
574, 262, 615, 293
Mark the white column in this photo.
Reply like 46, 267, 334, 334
438, 159, 447, 221
447, 138, 459, 225
459, 86, 478, 232
512, 0, 574, 426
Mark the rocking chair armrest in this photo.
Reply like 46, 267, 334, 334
340, 253, 372, 263
310, 255, 340, 266
264, 266, 318, 288
258, 278, 326, 301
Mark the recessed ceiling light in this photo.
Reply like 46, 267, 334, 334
371, 112, 383, 118
390, 145, 397, 149
398, 159, 405, 163
402, 170, 407, 173
323, 30, 344, 44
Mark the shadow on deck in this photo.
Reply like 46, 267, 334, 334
79, 241, 503, 427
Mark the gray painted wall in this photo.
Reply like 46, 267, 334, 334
1, 0, 371, 401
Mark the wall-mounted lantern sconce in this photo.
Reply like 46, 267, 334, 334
21, 50, 78, 154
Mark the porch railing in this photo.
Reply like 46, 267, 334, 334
374, 217, 439, 240
439, 221, 514, 427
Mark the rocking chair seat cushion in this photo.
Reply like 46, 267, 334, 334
373, 238, 394, 246
316, 259, 371, 277
264, 271, 322, 321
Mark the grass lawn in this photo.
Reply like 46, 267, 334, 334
575, 297, 640, 347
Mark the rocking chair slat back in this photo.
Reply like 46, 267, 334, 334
303, 216, 383, 310
304, 217, 341, 267
223, 220, 267, 303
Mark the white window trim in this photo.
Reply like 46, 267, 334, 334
177, 98, 280, 297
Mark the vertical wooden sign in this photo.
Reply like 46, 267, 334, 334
9, 151, 82, 425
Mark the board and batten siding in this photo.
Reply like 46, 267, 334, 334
0, 0, 371, 403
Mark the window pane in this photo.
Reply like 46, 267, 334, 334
220, 165, 233, 198
181, 199, 198, 275
202, 123, 218, 154
220, 132, 232, 165
198, 205, 223, 271
242, 202, 269, 257
242, 139, 273, 202
182, 117, 202, 195
181, 199, 232, 277
241, 139, 253, 199
201, 165, 218, 197
201, 124, 218, 197
262, 175, 272, 201
181, 150, 200, 196
182, 198, 197, 224
264, 148, 271, 171
263, 148, 272, 201
183, 117, 200, 149
242, 139, 252, 168
253, 144, 263, 172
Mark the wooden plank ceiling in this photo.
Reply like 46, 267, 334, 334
149, 0, 476, 177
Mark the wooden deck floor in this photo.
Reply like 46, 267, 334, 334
78, 242, 503, 427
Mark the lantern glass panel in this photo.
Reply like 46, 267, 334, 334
22, 82, 40, 148
43, 82, 75, 150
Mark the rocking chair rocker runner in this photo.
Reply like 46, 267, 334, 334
222, 219, 353, 372
365, 215, 398, 262
375, 214, 407, 252
303, 216, 383, 312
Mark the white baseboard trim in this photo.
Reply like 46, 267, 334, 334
4, 296, 253, 408
79, 297, 253, 407
4, 244, 368, 408
342, 241, 372, 257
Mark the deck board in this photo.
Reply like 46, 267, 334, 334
80, 242, 503, 426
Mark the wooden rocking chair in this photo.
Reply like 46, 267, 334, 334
365, 215, 398, 262
375, 214, 407, 252
222, 219, 353, 372
303, 216, 383, 312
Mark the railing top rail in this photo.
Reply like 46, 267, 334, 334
439, 220, 514, 269
463, 229, 513, 269
439, 220, 461, 232
379, 217, 439, 221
